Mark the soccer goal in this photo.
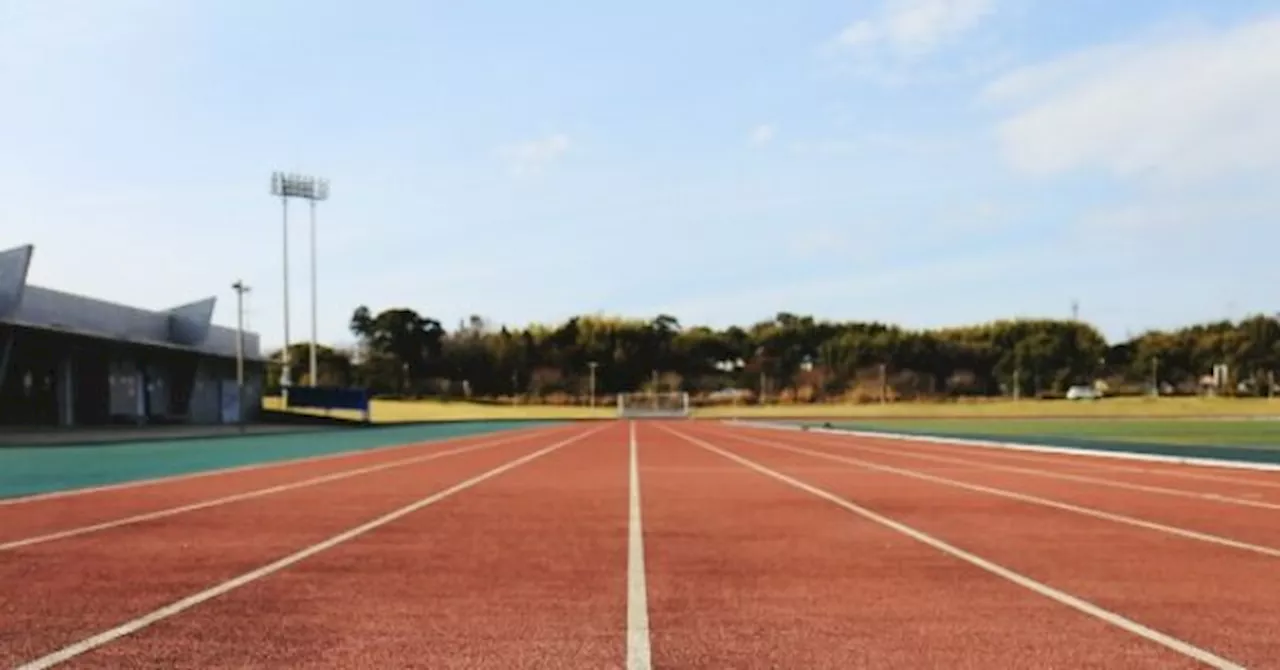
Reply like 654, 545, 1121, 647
616, 391, 691, 418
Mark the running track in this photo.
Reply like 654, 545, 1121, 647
3, 420, 1279, 668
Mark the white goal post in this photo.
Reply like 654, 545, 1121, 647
617, 392, 691, 418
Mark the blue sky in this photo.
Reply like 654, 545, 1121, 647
4, 0, 1280, 349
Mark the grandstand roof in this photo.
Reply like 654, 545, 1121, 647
0, 244, 263, 361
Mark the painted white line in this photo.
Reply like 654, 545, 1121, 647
720, 429, 1280, 560
0, 424, 561, 507
627, 421, 653, 670
784, 422, 1280, 492
732, 420, 1280, 474
1, 428, 548, 552
662, 425, 1246, 670
816, 427, 1280, 491
13, 424, 605, 670
773, 429, 1280, 512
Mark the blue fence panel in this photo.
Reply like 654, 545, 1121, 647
285, 386, 371, 421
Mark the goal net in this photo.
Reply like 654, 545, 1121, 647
617, 392, 691, 418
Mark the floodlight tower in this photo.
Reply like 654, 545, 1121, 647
270, 172, 330, 391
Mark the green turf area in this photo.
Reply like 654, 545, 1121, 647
700, 396, 1280, 419
820, 418, 1280, 447
0, 421, 557, 500
794, 418, 1280, 465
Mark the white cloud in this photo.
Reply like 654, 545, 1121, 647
838, 21, 879, 48
748, 124, 776, 145
987, 16, 1280, 184
496, 133, 571, 176
835, 0, 996, 58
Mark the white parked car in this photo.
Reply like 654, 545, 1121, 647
1066, 385, 1101, 400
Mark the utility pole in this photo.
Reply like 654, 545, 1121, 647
756, 346, 767, 406
1013, 349, 1022, 402
231, 280, 250, 429
1151, 356, 1160, 398
588, 361, 598, 408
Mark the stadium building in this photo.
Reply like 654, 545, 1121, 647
0, 244, 266, 428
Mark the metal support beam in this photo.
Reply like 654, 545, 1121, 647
58, 354, 75, 427
0, 329, 13, 391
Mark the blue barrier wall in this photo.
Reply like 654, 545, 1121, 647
286, 386, 371, 421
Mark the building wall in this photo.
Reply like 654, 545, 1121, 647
190, 358, 264, 424
1, 244, 269, 427
190, 361, 222, 424
107, 357, 144, 420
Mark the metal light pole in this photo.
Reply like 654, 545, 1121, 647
879, 363, 888, 404
307, 181, 329, 386
588, 361, 598, 408
232, 280, 250, 428
1013, 349, 1022, 402
270, 172, 329, 389
273, 180, 290, 392
1151, 356, 1160, 398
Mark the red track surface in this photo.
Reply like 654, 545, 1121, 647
3, 420, 1279, 668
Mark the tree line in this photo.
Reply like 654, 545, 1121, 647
264, 306, 1280, 403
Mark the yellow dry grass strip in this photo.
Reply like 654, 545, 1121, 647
263, 395, 1278, 423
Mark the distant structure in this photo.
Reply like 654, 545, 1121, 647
0, 244, 266, 428
1071, 300, 1079, 322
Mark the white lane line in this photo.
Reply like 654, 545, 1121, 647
781, 424, 1280, 492
627, 421, 653, 670
720, 429, 1280, 560
661, 425, 1246, 670
0, 424, 562, 506
775, 429, 1280, 511
1, 428, 552, 552
14, 424, 605, 670
817, 430, 1280, 491
735, 420, 1280, 474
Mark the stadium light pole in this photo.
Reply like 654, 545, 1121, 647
270, 174, 291, 394
307, 179, 329, 387
270, 172, 329, 391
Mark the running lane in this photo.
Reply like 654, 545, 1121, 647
689, 422, 1280, 668
0, 426, 595, 669
67, 422, 631, 669
736, 427, 1280, 549
639, 422, 1193, 669
0, 424, 569, 545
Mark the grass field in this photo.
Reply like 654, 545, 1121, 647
265, 395, 1280, 423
